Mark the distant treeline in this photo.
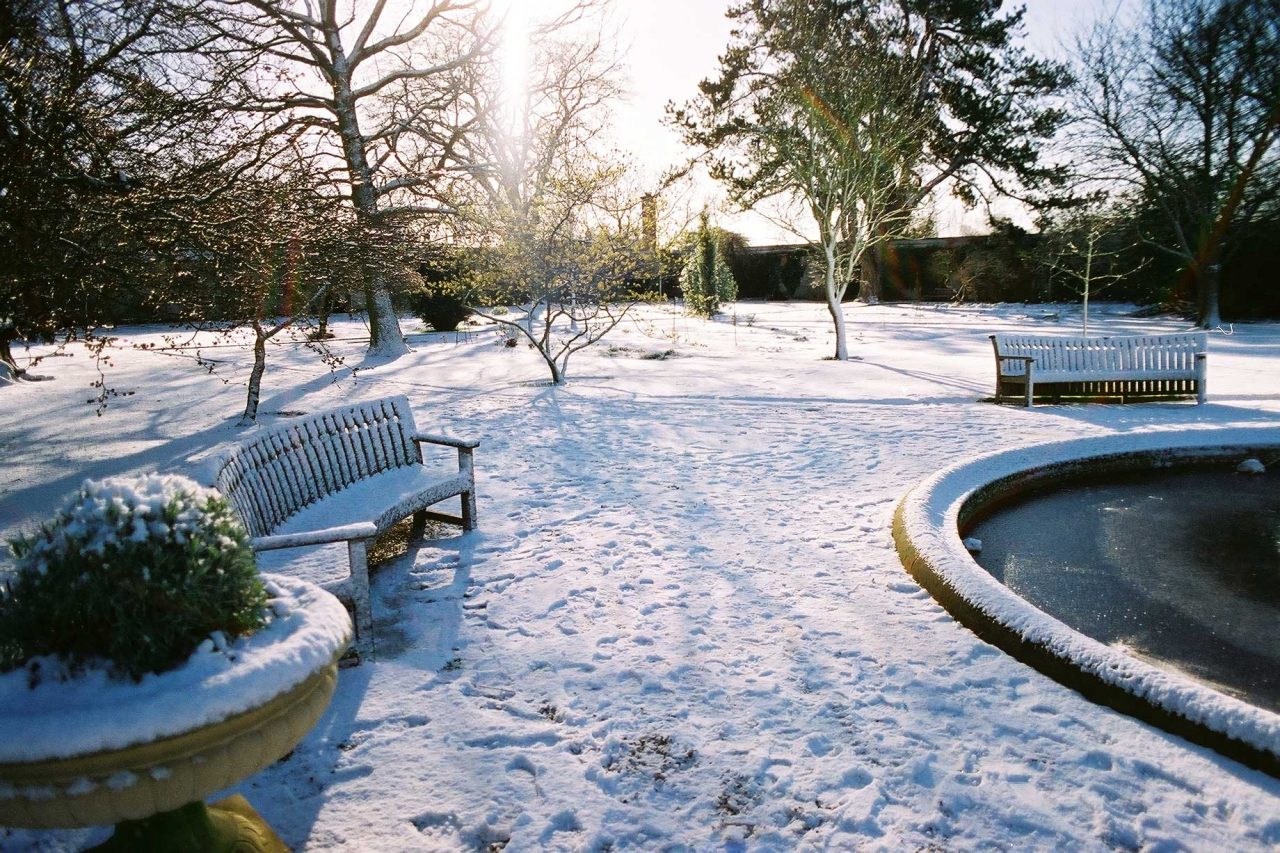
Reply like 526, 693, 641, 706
724, 223, 1280, 320
95, 220, 1280, 327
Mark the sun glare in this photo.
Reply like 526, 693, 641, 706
493, 0, 532, 112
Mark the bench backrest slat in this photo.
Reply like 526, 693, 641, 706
365, 403, 392, 471
294, 422, 328, 499
244, 440, 288, 533
337, 408, 369, 481
215, 396, 421, 536
268, 432, 305, 515
305, 418, 335, 494
289, 425, 323, 506
319, 411, 355, 488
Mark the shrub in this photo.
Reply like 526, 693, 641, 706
410, 286, 472, 332
1, 474, 267, 682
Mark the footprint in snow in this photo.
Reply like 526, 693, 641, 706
1078, 750, 1113, 771
411, 811, 464, 836
507, 754, 538, 777
837, 767, 874, 789
807, 735, 835, 757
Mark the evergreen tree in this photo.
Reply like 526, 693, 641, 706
681, 214, 738, 318
674, 0, 1070, 351
673, 1, 928, 357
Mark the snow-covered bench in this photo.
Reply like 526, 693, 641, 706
989, 332, 1207, 407
215, 396, 478, 660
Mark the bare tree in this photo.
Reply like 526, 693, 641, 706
1038, 204, 1150, 336
132, 157, 429, 421
216, 0, 492, 357
1068, 0, 1280, 328
0, 0, 262, 384
463, 183, 651, 385
450, 2, 649, 384
673, 0, 929, 360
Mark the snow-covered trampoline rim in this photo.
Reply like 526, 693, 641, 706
893, 427, 1280, 777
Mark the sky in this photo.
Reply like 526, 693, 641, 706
595, 0, 1125, 244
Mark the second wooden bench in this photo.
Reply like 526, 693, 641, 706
990, 332, 1207, 407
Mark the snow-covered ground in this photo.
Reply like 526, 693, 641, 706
3, 302, 1279, 851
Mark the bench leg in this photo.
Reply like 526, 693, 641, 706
410, 509, 428, 539
1025, 376, 1034, 408
347, 539, 375, 661
458, 446, 477, 531
461, 491, 477, 531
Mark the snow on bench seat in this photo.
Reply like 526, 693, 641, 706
254, 466, 470, 587
216, 396, 479, 660
989, 332, 1207, 407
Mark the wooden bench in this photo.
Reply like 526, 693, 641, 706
990, 332, 1207, 407
214, 396, 478, 660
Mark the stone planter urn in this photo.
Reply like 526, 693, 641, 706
0, 575, 351, 851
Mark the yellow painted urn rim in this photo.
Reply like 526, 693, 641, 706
0, 575, 352, 828
0, 574, 351, 764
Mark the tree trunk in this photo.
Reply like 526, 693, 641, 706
241, 327, 268, 423
539, 317, 566, 384
328, 39, 408, 359
312, 284, 334, 340
0, 331, 20, 384
540, 347, 564, 384
824, 243, 849, 360
363, 276, 407, 357
827, 294, 849, 360
1082, 242, 1093, 337
859, 248, 882, 304
1197, 263, 1222, 329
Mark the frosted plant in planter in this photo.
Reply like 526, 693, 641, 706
2, 474, 267, 682
0, 474, 351, 850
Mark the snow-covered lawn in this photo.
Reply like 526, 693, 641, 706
3, 302, 1279, 851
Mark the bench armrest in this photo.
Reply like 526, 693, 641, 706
996, 355, 1036, 364
413, 432, 480, 450
1195, 352, 1208, 360
251, 522, 379, 551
